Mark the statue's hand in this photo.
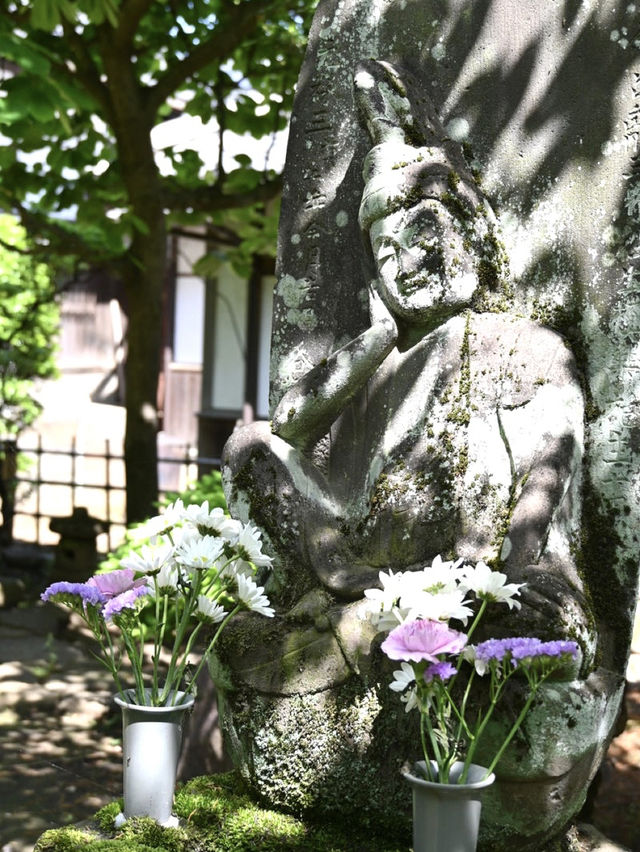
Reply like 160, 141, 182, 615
354, 59, 414, 147
369, 278, 398, 339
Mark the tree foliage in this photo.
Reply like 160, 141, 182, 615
0, 0, 316, 521
0, 0, 313, 267
0, 214, 58, 438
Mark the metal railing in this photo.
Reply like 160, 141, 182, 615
7, 435, 220, 552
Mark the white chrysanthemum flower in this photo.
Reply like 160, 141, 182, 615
460, 561, 523, 610
233, 523, 273, 570
389, 663, 419, 713
462, 645, 487, 676
389, 661, 416, 692
401, 686, 419, 713
401, 588, 473, 625
129, 499, 187, 543
175, 535, 225, 572
147, 563, 181, 597
235, 573, 274, 617
120, 543, 173, 576
184, 502, 243, 543
365, 559, 470, 630
195, 595, 227, 624
364, 569, 406, 616
408, 555, 465, 596
373, 606, 407, 633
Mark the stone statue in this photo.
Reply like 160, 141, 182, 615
216, 59, 623, 850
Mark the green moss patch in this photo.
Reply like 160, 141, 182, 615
34, 773, 407, 852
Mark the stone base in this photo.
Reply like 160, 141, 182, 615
32, 777, 632, 852
574, 823, 632, 851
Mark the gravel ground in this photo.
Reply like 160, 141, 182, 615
0, 597, 638, 852
0, 604, 122, 852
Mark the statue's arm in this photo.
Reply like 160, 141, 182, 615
272, 308, 397, 451
498, 337, 584, 572
495, 340, 595, 668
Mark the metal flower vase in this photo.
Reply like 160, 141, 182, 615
114, 690, 195, 827
403, 761, 495, 852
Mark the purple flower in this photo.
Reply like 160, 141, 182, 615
535, 640, 579, 660
381, 619, 467, 663
87, 568, 147, 599
41, 581, 106, 607
473, 637, 579, 667
424, 661, 457, 683
102, 585, 149, 621
474, 637, 541, 665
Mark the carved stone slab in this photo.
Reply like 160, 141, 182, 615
274, 0, 640, 667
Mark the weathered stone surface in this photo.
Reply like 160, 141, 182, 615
219, 1, 640, 848
273, 0, 640, 662
478, 670, 625, 850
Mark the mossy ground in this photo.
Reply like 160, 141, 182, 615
34, 773, 408, 852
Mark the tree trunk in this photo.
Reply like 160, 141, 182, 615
0, 438, 17, 545
122, 221, 165, 524
96, 30, 168, 525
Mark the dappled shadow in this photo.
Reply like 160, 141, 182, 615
0, 608, 123, 852
258, 1, 640, 846
276, 0, 640, 652
422, 0, 640, 211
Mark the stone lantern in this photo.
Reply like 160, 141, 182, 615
49, 506, 108, 583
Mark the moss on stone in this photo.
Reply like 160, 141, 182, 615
576, 472, 634, 672
442, 189, 474, 222
447, 169, 460, 191
472, 223, 512, 311
95, 803, 122, 834
35, 773, 408, 852
35, 827, 98, 852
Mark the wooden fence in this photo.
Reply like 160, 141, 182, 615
7, 435, 220, 553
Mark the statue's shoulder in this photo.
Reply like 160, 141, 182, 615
467, 311, 580, 389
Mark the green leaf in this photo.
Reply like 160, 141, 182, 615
0, 101, 25, 126
0, 36, 51, 76
0, 215, 59, 436
192, 251, 227, 278
30, 0, 61, 30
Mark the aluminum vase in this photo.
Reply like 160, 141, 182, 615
114, 689, 195, 827
403, 760, 495, 852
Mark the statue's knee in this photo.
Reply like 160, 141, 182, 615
222, 421, 274, 474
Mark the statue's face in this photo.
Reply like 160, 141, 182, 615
369, 199, 478, 325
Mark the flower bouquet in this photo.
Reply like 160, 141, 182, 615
41, 499, 274, 707
365, 556, 579, 784
364, 556, 579, 852
41, 499, 275, 825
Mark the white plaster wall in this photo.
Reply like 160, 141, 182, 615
174, 275, 205, 365
211, 266, 248, 411
257, 277, 274, 418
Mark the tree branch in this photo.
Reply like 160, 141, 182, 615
161, 173, 282, 213
170, 225, 241, 247
0, 193, 123, 268
146, 0, 279, 113
0, 236, 32, 257
113, 0, 154, 48
60, 20, 113, 119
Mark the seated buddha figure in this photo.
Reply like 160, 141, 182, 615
216, 60, 618, 849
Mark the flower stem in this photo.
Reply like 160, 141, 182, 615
184, 604, 242, 694
482, 670, 549, 778
161, 576, 200, 703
